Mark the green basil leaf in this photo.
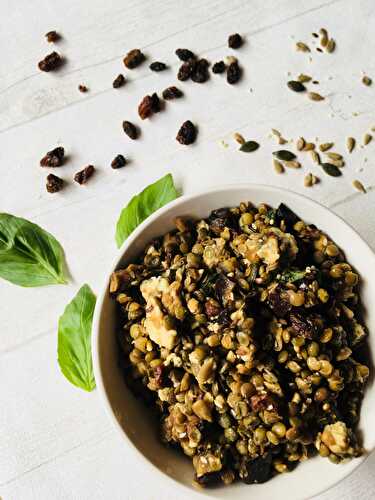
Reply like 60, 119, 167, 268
58, 284, 96, 392
115, 173, 178, 248
0, 213, 67, 287
279, 268, 306, 283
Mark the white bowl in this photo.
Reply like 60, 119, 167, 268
92, 184, 375, 500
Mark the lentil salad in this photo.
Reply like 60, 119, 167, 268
110, 201, 369, 487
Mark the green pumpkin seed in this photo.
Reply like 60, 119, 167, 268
326, 152, 342, 161
321, 163, 342, 177
352, 180, 366, 193
363, 133, 372, 146
319, 142, 334, 152
298, 74, 312, 83
308, 92, 325, 101
326, 38, 335, 53
273, 159, 284, 174
273, 150, 296, 161
296, 42, 310, 52
362, 76, 372, 86
347, 137, 355, 153
296, 137, 305, 151
287, 80, 306, 92
319, 28, 328, 47
240, 140, 260, 153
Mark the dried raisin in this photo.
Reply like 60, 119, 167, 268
38, 51, 63, 72
74, 165, 95, 185
149, 61, 167, 72
162, 86, 183, 100
212, 61, 226, 74
191, 58, 209, 83
228, 33, 243, 49
122, 121, 138, 140
112, 74, 125, 88
78, 84, 88, 93
175, 48, 196, 61
46, 174, 64, 193
123, 49, 145, 69
138, 93, 160, 119
40, 146, 65, 167
176, 120, 197, 145
227, 61, 241, 84
111, 154, 127, 169
177, 60, 196, 81
45, 30, 60, 43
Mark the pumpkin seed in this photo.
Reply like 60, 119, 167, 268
319, 28, 328, 47
273, 159, 284, 174
287, 80, 306, 92
311, 174, 319, 185
240, 140, 260, 152
329, 158, 345, 168
362, 76, 372, 86
271, 129, 282, 137
304, 173, 313, 187
278, 136, 288, 145
319, 142, 334, 152
284, 160, 301, 169
326, 39, 335, 53
326, 152, 342, 161
363, 133, 372, 146
321, 163, 342, 177
352, 180, 366, 193
298, 74, 312, 83
303, 142, 315, 151
347, 137, 355, 153
273, 150, 296, 161
296, 137, 305, 151
308, 92, 325, 101
234, 133, 246, 145
296, 42, 310, 52
310, 150, 321, 164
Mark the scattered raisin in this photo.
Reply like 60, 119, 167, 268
45, 30, 60, 43
123, 49, 145, 69
191, 58, 209, 83
111, 154, 127, 169
228, 33, 243, 49
46, 173, 64, 193
212, 61, 226, 74
138, 93, 160, 119
176, 120, 197, 145
40, 146, 65, 167
177, 59, 196, 81
149, 61, 167, 72
38, 51, 63, 72
175, 48, 196, 61
289, 313, 317, 339
227, 61, 241, 84
122, 121, 138, 140
162, 86, 183, 100
78, 84, 88, 93
74, 165, 95, 185
112, 74, 125, 88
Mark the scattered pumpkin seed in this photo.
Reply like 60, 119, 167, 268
352, 180, 366, 193
298, 74, 312, 83
329, 158, 345, 168
319, 28, 328, 47
284, 160, 301, 169
296, 42, 310, 52
287, 80, 306, 92
319, 142, 334, 152
310, 150, 321, 164
273, 150, 296, 161
296, 137, 306, 151
240, 140, 260, 153
321, 163, 342, 177
308, 92, 325, 101
363, 133, 372, 146
304, 173, 313, 187
326, 39, 335, 53
271, 129, 282, 138
362, 76, 372, 86
278, 136, 288, 145
303, 142, 316, 151
347, 137, 355, 153
326, 152, 342, 161
234, 133, 246, 145
311, 174, 319, 185
273, 159, 285, 174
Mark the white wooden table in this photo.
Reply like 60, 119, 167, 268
1, 1, 374, 499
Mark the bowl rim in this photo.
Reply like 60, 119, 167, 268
92, 182, 375, 500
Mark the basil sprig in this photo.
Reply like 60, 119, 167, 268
58, 284, 96, 392
0, 213, 67, 287
115, 173, 178, 247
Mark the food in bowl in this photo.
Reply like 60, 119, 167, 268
109, 201, 369, 487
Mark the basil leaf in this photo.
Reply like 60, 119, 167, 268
0, 213, 67, 287
58, 284, 96, 392
280, 268, 306, 283
115, 173, 178, 248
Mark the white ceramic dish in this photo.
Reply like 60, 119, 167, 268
92, 184, 375, 500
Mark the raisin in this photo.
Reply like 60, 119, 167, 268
227, 61, 241, 84
138, 93, 160, 119
241, 454, 273, 484
177, 59, 196, 81
112, 74, 125, 88
122, 120, 138, 140
194, 471, 221, 486
228, 33, 243, 49
45, 30, 60, 43
212, 61, 226, 74
208, 207, 237, 234
275, 203, 300, 231
191, 58, 209, 83
46, 173, 63, 193
40, 146, 65, 167
250, 393, 275, 412
205, 298, 221, 318
176, 120, 197, 145
215, 275, 235, 305
162, 86, 183, 100
123, 49, 145, 69
74, 165, 95, 185
175, 48, 196, 61
289, 313, 317, 339
149, 61, 167, 72
111, 154, 127, 169
38, 51, 63, 72
78, 84, 88, 93
267, 285, 292, 317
